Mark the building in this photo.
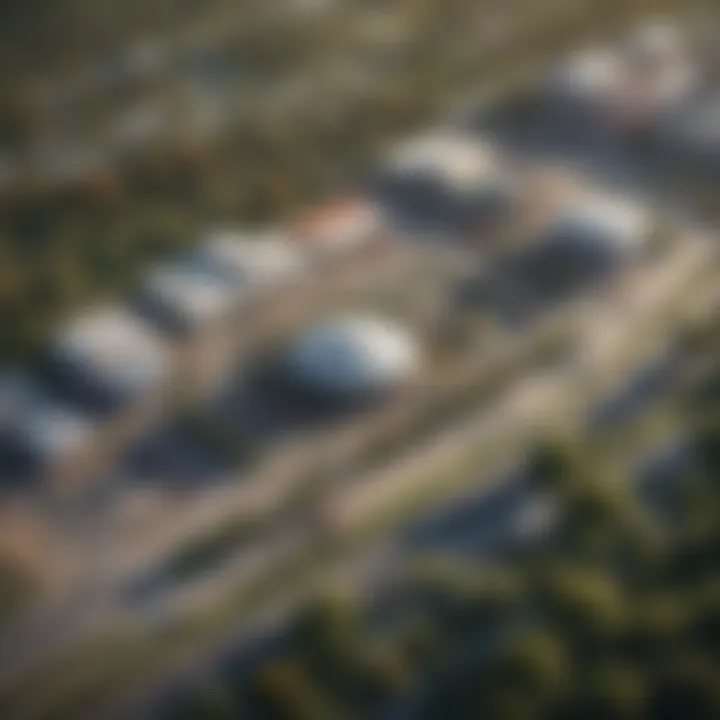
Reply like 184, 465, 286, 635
490, 193, 652, 315
541, 48, 625, 122
378, 132, 513, 229
655, 93, 720, 172
620, 19, 687, 71
290, 196, 385, 259
546, 193, 652, 259
542, 27, 697, 137
618, 21, 698, 131
135, 259, 238, 338
51, 305, 171, 414
0, 372, 94, 480
196, 229, 307, 299
282, 314, 421, 401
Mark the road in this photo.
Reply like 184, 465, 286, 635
0, 228, 713, 720
90, 234, 717, 720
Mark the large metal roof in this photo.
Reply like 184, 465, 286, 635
285, 314, 420, 397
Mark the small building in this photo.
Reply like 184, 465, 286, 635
655, 93, 720, 173
545, 193, 652, 259
378, 132, 513, 229
0, 372, 94, 480
51, 305, 171, 414
281, 314, 421, 402
620, 19, 687, 71
135, 259, 238, 338
541, 48, 625, 122
491, 193, 652, 315
290, 196, 385, 259
618, 21, 698, 131
196, 229, 307, 299
542, 30, 697, 137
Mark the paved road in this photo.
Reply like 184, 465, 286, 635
96, 236, 717, 720
0, 233, 713, 720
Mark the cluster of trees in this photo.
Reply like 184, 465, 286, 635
172, 421, 720, 719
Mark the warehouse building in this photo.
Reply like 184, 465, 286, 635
51, 305, 171, 415
654, 92, 720, 173
484, 193, 652, 321
196, 228, 307, 299
541, 48, 625, 126
290, 196, 386, 260
377, 132, 514, 231
530, 193, 651, 295
279, 314, 421, 404
135, 259, 238, 338
541, 23, 697, 137
546, 193, 652, 258
0, 372, 94, 480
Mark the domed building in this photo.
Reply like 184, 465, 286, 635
547, 194, 651, 259
281, 315, 421, 403
377, 132, 514, 231
542, 49, 625, 120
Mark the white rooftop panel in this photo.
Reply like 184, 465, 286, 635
552, 194, 651, 254
198, 230, 306, 291
287, 315, 420, 396
387, 133, 500, 192
54, 306, 170, 398
544, 48, 624, 105
142, 260, 237, 331
0, 373, 93, 461
292, 197, 384, 253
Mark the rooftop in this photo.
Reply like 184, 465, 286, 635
544, 48, 624, 104
550, 193, 651, 253
139, 259, 237, 333
53, 305, 170, 399
286, 314, 420, 396
197, 229, 306, 292
291, 196, 383, 252
0, 372, 94, 461
386, 133, 501, 193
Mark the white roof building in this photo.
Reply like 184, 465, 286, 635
656, 93, 720, 161
621, 19, 687, 69
53, 305, 171, 402
543, 29, 697, 129
285, 315, 420, 397
386, 132, 505, 196
196, 229, 306, 295
543, 48, 625, 110
0, 373, 94, 465
138, 260, 237, 335
547, 194, 652, 256
290, 196, 385, 256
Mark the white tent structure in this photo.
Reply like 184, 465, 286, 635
197, 229, 306, 295
284, 315, 420, 398
386, 132, 506, 197
52, 305, 170, 406
547, 193, 652, 258
138, 260, 237, 335
0, 372, 93, 470
543, 48, 625, 113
